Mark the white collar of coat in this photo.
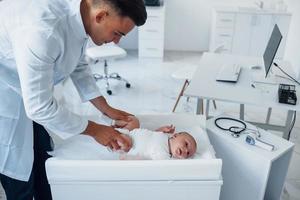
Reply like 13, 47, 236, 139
69, 0, 89, 40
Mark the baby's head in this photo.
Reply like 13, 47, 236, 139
168, 132, 197, 159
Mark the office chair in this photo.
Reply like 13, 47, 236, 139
85, 43, 130, 95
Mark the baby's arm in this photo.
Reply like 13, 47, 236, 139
155, 125, 175, 134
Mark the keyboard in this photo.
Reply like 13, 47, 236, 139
216, 63, 241, 83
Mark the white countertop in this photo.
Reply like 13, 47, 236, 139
213, 6, 292, 15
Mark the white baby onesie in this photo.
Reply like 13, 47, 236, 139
117, 128, 171, 160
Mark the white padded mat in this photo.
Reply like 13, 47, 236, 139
49, 126, 214, 160
49, 114, 214, 160
46, 114, 222, 181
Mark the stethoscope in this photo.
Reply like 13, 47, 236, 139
214, 117, 274, 151
214, 117, 260, 138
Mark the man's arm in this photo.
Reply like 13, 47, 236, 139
90, 96, 133, 120
12, 29, 88, 139
70, 53, 132, 120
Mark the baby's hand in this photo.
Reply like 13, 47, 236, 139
112, 116, 139, 131
112, 116, 132, 128
156, 125, 175, 134
112, 120, 129, 129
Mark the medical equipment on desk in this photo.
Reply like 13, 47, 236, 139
246, 133, 275, 151
214, 117, 256, 138
214, 117, 275, 151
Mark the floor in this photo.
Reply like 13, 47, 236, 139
1, 50, 300, 199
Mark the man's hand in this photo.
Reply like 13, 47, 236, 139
112, 119, 129, 129
83, 121, 132, 152
105, 107, 133, 121
112, 116, 140, 131
90, 96, 133, 121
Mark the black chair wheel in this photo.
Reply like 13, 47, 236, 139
107, 90, 112, 95
126, 83, 131, 88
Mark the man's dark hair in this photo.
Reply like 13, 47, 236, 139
93, 0, 147, 26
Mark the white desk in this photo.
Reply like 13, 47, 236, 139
206, 116, 294, 200
184, 52, 300, 139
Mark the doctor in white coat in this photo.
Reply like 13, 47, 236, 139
0, 0, 147, 199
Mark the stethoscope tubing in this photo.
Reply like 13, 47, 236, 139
214, 117, 247, 137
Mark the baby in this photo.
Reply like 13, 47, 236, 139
112, 116, 197, 160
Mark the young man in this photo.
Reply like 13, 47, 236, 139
0, 0, 147, 199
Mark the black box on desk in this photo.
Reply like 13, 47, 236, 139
278, 84, 297, 105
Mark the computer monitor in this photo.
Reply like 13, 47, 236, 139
263, 24, 283, 78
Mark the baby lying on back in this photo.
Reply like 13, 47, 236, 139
114, 116, 197, 160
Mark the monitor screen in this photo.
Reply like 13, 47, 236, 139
263, 24, 283, 78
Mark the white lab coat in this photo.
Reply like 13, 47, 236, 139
0, 0, 102, 181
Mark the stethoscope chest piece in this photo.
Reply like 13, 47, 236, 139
231, 133, 240, 138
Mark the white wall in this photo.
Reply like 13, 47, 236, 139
120, 0, 300, 70
164, 0, 211, 51
284, 0, 300, 76
119, 26, 138, 50
119, 0, 255, 50
164, 0, 255, 51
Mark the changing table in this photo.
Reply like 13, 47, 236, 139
46, 114, 223, 200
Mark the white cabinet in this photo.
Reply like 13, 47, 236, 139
232, 13, 272, 56
210, 7, 291, 58
138, 5, 165, 58
206, 116, 294, 200
210, 12, 236, 54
